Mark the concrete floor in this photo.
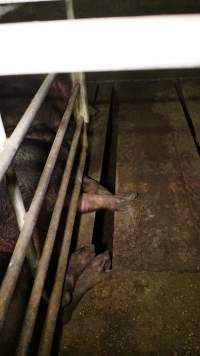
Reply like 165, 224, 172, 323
59, 80, 200, 355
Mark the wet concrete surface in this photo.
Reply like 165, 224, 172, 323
59, 81, 200, 355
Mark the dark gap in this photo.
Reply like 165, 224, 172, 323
67, 85, 100, 252
92, 84, 119, 255
175, 81, 200, 155
92, 83, 100, 106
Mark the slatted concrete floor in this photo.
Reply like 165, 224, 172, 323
59, 80, 200, 355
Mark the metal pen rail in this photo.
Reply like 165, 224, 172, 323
0, 1, 90, 353
0, 75, 89, 356
0, 115, 38, 276
38, 124, 88, 356
0, 82, 80, 329
0, 74, 56, 183
2, 1, 198, 354
17, 117, 84, 356
65, 0, 89, 124
1, 16, 200, 75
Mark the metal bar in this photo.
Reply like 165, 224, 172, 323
0, 114, 38, 275
65, 0, 89, 123
0, 83, 79, 331
1, 16, 200, 75
17, 118, 83, 356
6, 170, 38, 275
0, 73, 56, 183
38, 123, 88, 356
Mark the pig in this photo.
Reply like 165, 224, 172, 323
0, 78, 137, 257
61, 177, 137, 323
62, 246, 111, 324
0, 78, 138, 353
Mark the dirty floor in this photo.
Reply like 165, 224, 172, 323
59, 80, 200, 355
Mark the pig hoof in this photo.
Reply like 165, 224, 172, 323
62, 251, 111, 323
115, 192, 138, 211
82, 177, 111, 195
73, 251, 111, 300
62, 245, 95, 307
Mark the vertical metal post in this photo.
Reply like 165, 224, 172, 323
65, 0, 89, 123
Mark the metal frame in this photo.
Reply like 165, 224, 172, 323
0, 114, 38, 275
38, 124, 88, 356
17, 117, 84, 356
1, 2, 200, 355
0, 74, 56, 183
65, 0, 89, 123
0, 83, 80, 330
0, 2, 91, 354
0, 15, 200, 75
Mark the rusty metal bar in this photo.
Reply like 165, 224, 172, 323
65, 0, 89, 123
0, 114, 38, 275
0, 83, 79, 331
17, 117, 83, 356
0, 73, 56, 183
38, 123, 88, 356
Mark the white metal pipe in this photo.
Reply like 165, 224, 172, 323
0, 16, 200, 76
0, 114, 38, 274
65, 0, 89, 123
0, 114, 6, 149
0, 74, 55, 183
0, 115, 25, 229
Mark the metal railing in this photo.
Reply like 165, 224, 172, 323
17, 117, 84, 355
0, 115, 38, 276
0, 1, 90, 353
0, 74, 56, 183
0, 1, 200, 354
0, 75, 89, 356
0, 81, 80, 325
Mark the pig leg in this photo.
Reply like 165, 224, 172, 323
79, 192, 138, 213
62, 251, 111, 323
62, 245, 95, 307
82, 176, 112, 195
80, 176, 138, 213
